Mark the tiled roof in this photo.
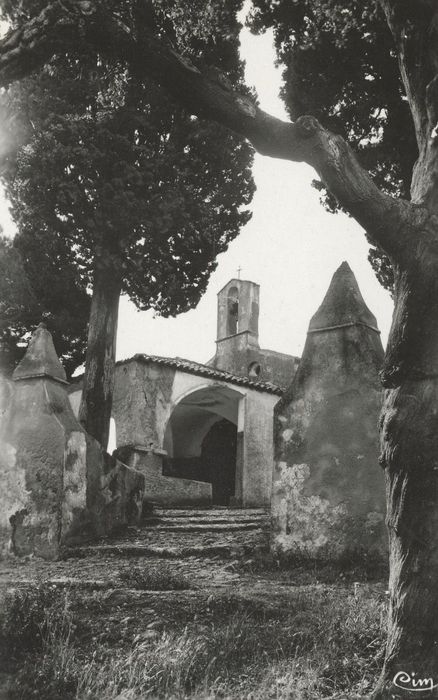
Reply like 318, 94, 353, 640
120, 354, 283, 395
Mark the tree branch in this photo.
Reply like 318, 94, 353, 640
0, 0, 425, 263
379, 0, 438, 213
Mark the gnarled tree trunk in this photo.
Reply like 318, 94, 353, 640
78, 265, 121, 451
371, 3, 438, 696
373, 250, 438, 698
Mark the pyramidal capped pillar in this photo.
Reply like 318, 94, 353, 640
0, 323, 76, 559
272, 262, 387, 560
12, 322, 68, 384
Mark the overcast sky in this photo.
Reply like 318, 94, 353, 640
0, 11, 394, 366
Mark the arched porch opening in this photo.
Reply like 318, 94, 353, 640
163, 385, 243, 506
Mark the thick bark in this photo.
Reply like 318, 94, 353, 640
372, 261, 438, 699
369, 4, 438, 698
78, 266, 121, 451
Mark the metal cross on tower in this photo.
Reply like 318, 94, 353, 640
237, 266, 242, 279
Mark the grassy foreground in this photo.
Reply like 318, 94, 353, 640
0, 565, 387, 700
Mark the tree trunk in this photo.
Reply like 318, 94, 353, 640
373, 384, 438, 698
78, 266, 121, 451
371, 4, 438, 695
372, 252, 438, 697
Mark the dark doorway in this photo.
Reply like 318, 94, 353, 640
201, 418, 237, 506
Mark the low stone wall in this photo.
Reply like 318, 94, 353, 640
61, 437, 145, 547
0, 324, 145, 559
117, 446, 212, 506
142, 472, 212, 506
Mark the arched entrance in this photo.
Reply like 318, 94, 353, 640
163, 385, 243, 506
201, 418, 237, 505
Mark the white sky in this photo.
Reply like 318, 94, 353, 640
0, 12, 394, 365
116, 23, 394, 363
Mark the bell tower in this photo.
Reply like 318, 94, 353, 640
212, 278, 261, 377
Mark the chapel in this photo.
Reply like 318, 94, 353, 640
69, 276, 297, 507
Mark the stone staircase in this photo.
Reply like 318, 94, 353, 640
66, 507, 271, 559
1, 507, 274, 599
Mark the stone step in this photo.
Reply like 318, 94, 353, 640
152, 508, 269, 519
141, 518, 268, 529
65, 520, 270, 561
141, 519, 268, 529
65, 542, 264, 559
136, 522, 266, 533
114, 527, 268, 543
146, 512, 269, 521
64, 505, 270, 562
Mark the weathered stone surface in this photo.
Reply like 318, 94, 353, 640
272, 263, 386, 560
12, 322, 67, 383
308, 261, 379, 331
0, 326, 147, 559
258, 348, 299, 390
0, 374, 73, 558
211, 278, 298, 388
116, 446, 212, 506
83, 448, 145, 542
0, 509, 270, 592
69, 356, 278, 507
65, 507, 270, 560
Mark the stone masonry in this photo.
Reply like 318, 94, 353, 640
272, 262, 386, 559
0, 324, 145, 559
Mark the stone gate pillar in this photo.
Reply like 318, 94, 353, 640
0, 323, 73, 558
272, 262, 386, 559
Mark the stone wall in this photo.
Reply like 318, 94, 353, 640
213, 331, 262, 380
117, 446, 212, 506
258, 348, 299, 389
272, 263, 387, 560
0, 325, 145, 559
211, 278, 298, 388
69, 357, 279, 507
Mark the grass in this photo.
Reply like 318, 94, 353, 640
0, 584, 79, 698
242, 548, 388, 586
118, 562, 192, 590
0, 578, 387, 699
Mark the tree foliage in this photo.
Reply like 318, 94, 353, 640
0, 232, 89, 377
249, 0, 419, 291
0, 0, 255, 371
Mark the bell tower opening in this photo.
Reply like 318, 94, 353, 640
227, 286, 239, 335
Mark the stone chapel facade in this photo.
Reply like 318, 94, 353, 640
69, 277, 294, 509
0, 262, 388, 559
